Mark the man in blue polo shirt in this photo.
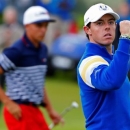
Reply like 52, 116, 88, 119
77, 3, 130, 130
0, 6, 63, 130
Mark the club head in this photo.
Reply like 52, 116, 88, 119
71, 101, 79, 108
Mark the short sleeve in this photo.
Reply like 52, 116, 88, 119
0, 47, 21, 71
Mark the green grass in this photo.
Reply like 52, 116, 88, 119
0, 74, 85, 130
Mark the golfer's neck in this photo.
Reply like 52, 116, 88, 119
106, 44, 113, 54
26, 33, 40, 48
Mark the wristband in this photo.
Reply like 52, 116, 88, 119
120, 35, 130, 39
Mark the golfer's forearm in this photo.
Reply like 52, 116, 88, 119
0, 67, 11, 105
0, 87, 10, 105
43, 88, 54, 112
0, 67, 4, 75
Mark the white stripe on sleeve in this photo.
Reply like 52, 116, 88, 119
0, 54, 16, 71
79, 55, 109, 88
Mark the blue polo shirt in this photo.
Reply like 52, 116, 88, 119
0, 34, 48, 105
77, 39, 130, 129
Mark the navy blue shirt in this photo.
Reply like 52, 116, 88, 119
0, 34, 48, 104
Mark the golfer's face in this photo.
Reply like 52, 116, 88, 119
27, 22, 48, 42
87, 14, 116, 46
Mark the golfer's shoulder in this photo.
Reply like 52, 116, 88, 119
40, 42, 48, 53
7, 38, 24, 53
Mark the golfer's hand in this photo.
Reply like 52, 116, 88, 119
49, 110, 64, 126
120, 20, 130, 36
4, 100, 22, 120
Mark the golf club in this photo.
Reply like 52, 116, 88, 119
49, 101, 79, 129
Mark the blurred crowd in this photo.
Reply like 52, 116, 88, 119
0, 0, 130, 49
0, 0, 82, 50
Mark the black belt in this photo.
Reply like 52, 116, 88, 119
13, 100, 46, 107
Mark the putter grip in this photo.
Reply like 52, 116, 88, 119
49, 123, 54, 130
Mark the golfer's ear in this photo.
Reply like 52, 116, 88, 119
83, 26, 91, 35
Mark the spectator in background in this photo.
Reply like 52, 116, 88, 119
3, 0, 36, 24
37, 0, 78, 47
117, 1, 130, 23
0, 6, 24, 52
113, 1, 130, 50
